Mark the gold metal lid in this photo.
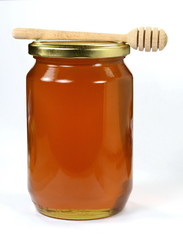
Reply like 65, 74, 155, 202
28, 41, 130, 58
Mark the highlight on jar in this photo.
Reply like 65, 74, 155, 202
12, 27, 168, 220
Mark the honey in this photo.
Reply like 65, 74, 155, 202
27, 41, 133, 220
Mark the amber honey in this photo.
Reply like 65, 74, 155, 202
27, 41, 133, 220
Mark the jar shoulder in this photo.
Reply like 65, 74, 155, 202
26, 60, 133, 83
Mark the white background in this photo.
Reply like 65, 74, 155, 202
0, 0, 183, 239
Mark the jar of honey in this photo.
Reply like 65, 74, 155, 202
27, 41, 133, 220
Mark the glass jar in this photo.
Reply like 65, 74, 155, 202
27, 41, 133, 220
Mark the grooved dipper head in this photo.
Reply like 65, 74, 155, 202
127, 27, 168, 52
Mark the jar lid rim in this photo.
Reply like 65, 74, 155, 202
28, 41, 130, 58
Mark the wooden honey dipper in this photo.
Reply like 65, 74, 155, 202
12, 27, 168, 52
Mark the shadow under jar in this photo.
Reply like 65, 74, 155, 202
27, 41, 133, 220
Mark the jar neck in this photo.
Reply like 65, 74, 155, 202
33, 56, 125, 65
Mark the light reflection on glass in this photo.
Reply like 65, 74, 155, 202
93, 80, 107, 84
41, 68, 56, 82
93, 63, 102, 67
41, 77, 52, 82
105, 67, 115, 78
56, 79, 73, 83
59, 65, 71, 68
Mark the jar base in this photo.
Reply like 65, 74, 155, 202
36, 205, 120, 220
